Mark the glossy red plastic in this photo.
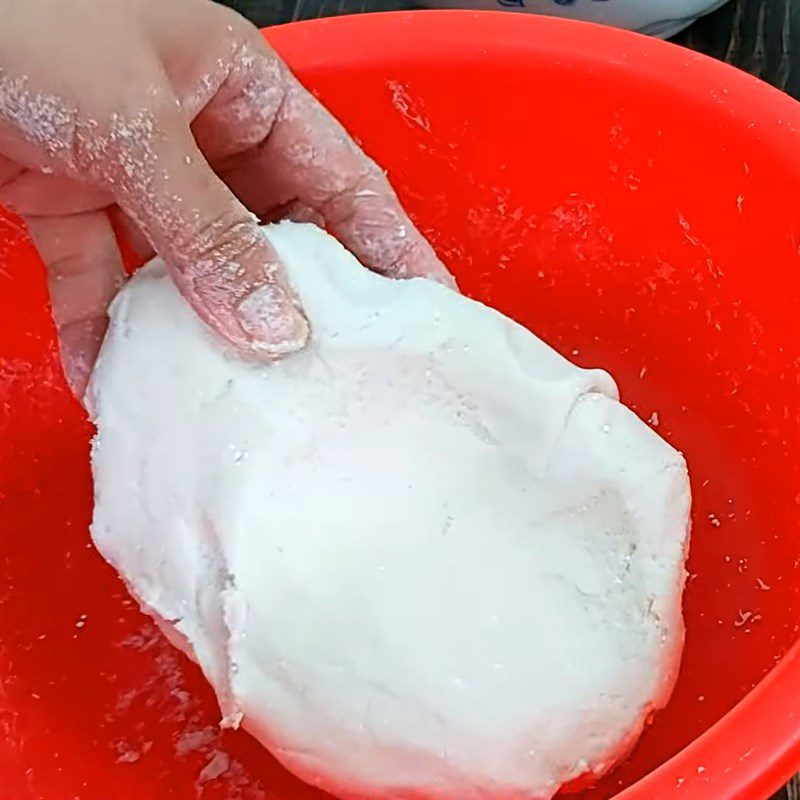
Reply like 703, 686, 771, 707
1, 11, 799, 800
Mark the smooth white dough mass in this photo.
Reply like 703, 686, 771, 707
88, 222, 691, 800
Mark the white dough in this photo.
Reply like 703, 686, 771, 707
88, 222, 690, 800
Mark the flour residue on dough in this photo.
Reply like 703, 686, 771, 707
88, 222, 690, 800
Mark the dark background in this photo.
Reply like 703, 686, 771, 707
221, 0, 798, 98
217, 1, 798, 798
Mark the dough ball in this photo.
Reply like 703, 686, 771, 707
88, 222, 690, 800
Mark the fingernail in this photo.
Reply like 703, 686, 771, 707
236, 284, 309, 357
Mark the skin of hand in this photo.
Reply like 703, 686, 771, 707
0, 0, 454, 397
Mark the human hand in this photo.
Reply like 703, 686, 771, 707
0, 0, 454, 396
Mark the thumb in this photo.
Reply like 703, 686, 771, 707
111, 112, 308, 359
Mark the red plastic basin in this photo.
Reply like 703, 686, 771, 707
1, 11, 799, 800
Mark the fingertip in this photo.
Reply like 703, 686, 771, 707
389, 234, 458, 290
234, 282, 310, 358
425, 261, 459, 291
57, 316, 108, 403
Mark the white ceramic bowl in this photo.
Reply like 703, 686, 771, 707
419, 0, 730, 39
